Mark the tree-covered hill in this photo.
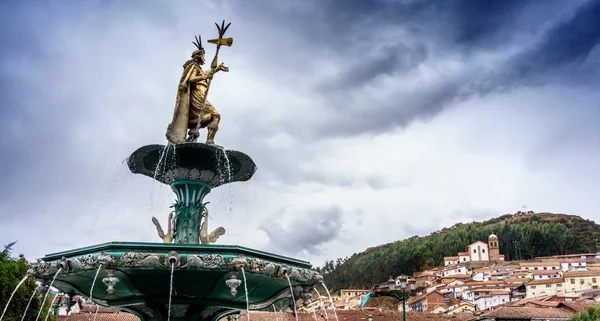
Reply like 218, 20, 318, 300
318, 212, 600, 292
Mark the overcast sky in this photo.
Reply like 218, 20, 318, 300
1, 0, 599, 267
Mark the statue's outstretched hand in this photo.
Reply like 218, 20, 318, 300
217, 63, 229, 72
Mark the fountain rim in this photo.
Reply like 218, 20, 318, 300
42, 241, 312, 268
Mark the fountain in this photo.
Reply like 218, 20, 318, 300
26, 20, 322, 321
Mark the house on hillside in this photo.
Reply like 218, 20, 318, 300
525, 278, 565, 298
340, 289, 369, 302
444, 234, 505, 266
407, 290, 449, 312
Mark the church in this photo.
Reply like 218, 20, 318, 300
444, 234, 505, 266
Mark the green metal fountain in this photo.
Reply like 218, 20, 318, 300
28, 21, 322, 321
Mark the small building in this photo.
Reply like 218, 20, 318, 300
407, 290, 448, 312
339, 289, 369, 301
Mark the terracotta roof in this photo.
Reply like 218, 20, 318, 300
527, 278, 565, 285
481, 306, 571, 319
80, 305, 120, 314
520, 261, 560, 266
531, 270, 562, 275
226, 310, 456, 320
524, 301, 561, 307
564, 271, 600, 277
503, 277, 531, 283
559, 301, 594, 312
58, 313, 140, 321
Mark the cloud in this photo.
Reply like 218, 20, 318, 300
259, 205, 344, 256
0, 0, 599, 268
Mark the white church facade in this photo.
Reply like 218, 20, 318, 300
444, 234, 505, 266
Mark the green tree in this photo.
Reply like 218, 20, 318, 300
0, 242, 55, 321
570, 305, 600, 321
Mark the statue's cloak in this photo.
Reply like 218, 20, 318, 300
166, 60, 197, 144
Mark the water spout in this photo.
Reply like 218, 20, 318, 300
167, 263, 174, 321
314, 289, 328, 320
35, 267, 62, 321
310, 300, 318, 321
20, 290, 37, 321
0, 275, 29, 321
240, 267, 250, 321
272, 305, 278, 321
92, 305, 99, 321
320, 282, 338, 321
285, 274, 298, 321
43, 295, 59, 321
89, 264, 103, 302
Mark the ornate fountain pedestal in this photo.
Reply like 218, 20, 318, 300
30, 243, 322, 321
127, 143, 256, 244
30, 142, 322, 321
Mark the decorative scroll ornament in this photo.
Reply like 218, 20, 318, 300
249, 258, 276, 276
118, 252, 163, 268
181, 254, 225, 268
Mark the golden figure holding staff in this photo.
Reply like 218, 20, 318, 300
166, 21, 233, 145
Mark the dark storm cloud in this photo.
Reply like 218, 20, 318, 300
259, 205, 343, 255
255, 0, 597, 139
508, 0, 600, 79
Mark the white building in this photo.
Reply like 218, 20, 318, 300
467, 241, 490, 262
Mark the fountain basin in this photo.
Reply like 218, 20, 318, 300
127, 143, 257, 187
29, 242, 322, 321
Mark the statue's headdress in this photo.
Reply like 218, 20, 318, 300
192, 35, 204, 57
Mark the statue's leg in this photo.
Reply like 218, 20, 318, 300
186, 122, 199, 142
204, 102, 221, 145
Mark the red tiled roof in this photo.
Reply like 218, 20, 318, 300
226, 310, 453, 321
58, 313, 140, 321
481, 306, 571, 319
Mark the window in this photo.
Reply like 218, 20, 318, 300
571, 279, 575, 284
473, 249, 477, 253
557, 284, 562, 287
546, 284, 551, 288
593, 278, 597, 283
482, 249, 486, 253
531, 286, 537, 289
544, 267, 547, 270
463, 258, 467, 261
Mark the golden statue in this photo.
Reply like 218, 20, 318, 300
166, 21, 233, 145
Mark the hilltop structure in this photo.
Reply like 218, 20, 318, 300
444, 234, 505, 266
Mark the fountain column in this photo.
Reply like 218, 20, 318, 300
171, 180, 212, 244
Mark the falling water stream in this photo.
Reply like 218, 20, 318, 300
314, 289, 328, 320
285, 275, 298, 321
20, 290, 37, 321
43, 295, 59, 321
0, 275, 28, 321
35, 267, 62, 321
240, 267, 250, 321
92, 305, 99, 321
89, 264, 103, 302
272, 305, 278, 321
310, 300, 318, 321
320, 283, 338, 321
167, 263, 174, 321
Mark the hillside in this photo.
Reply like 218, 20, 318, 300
319, 212, 600, 291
